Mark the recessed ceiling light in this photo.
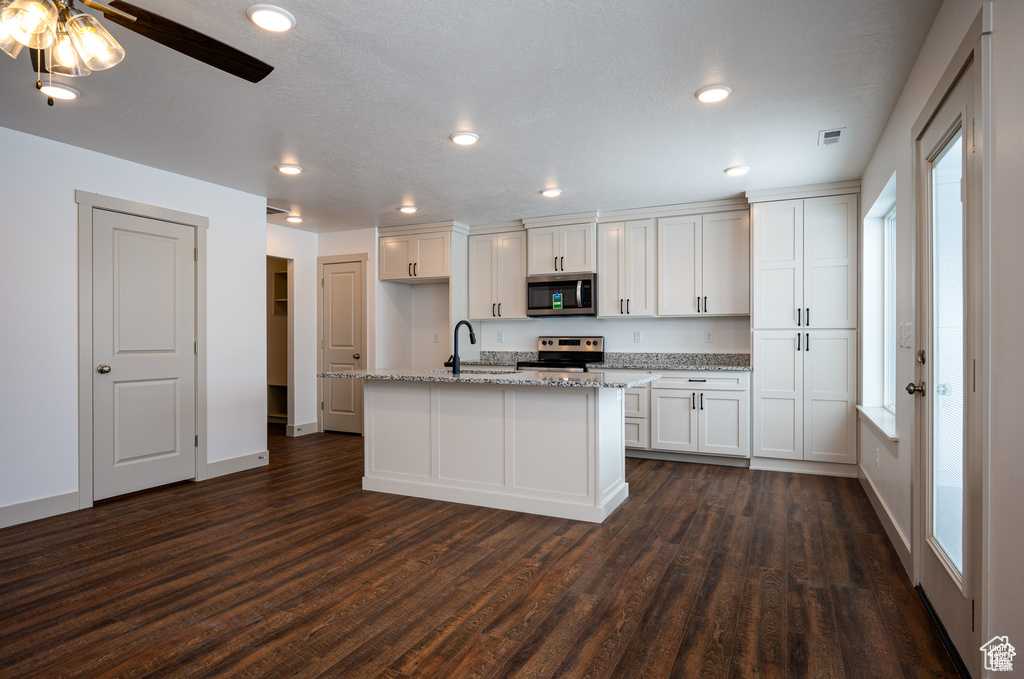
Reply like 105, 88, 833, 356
286, 215, 303, 223
449, 132, 479, 146
277, 164, 302, 175
541, 188, 562, 197
724, 166, 750, 177
695, 85, 732, 103
247, 5, 296, 32
40, 83, 79, 100
399, 206, 418, 214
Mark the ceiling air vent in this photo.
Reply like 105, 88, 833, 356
818, 128, 845, 146
266, 203, 290, 216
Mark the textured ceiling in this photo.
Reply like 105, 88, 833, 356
0, 0, 942, 232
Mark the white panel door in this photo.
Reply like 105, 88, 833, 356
93, 209, 196, 500
323, 261, 365, 433
527, 226, 560, 275
558, 223, 595, 273
752, 200, 803, 329
650, 389, 698, 453
624, 219, 655, 316
803, 330, 857, 463
597, 221, 625, 316
413, 232, 449, 278
803, 195, 858, 329
701, 210, 750, 316
657, 215, 701, 315
379, 236, 413, 280
752, 331, 802, 460
495, 231, 527, 319
699, 390, 749, 457
468, 234, 497, 319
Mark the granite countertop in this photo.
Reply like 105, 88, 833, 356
463, 351, 752, 372
319, 368, 660, 389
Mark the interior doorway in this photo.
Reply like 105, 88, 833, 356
267, 256, 291, 424
318, 255, 367, 434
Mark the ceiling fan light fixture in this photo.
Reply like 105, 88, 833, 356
695, 85, 732, 103
399, 206, 418, 214
541, 188, 562, 197
40, 81, 78, 99
48, 22, 90, 75
449, 132, 479, 146
65, 11, 123, 70
724, 165, 749, 177
247, 4, 295, 32
0, 2, 25, 58
277, 164, 302, 175
2, 0, 58, 49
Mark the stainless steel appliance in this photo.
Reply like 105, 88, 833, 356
517, 336, 605, 372
525, 273, 597, 317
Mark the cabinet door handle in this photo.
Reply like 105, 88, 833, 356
691, 393, 696, 410
704, 296, 707, 313
492, 303, 496, 317
696, 296, 701, 313
626, 299, 630, 314
561, 256, 564, 271
700, 393, 704, 410
797, 308, 801, 326
554, 256, 558, 272
806, 308, 810, 326
620, 299, 624, 314
797, 333, 801, 351
806, 333, 810, 350
414, 262, 418, 276
498, 303, 501, 317
408, 263, 412, 277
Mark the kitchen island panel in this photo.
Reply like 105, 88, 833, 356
511, 390, 591, 498
438, 388, 506, 486
366, 383, 433, 478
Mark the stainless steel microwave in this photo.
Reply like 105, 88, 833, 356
526, 273, 597, 317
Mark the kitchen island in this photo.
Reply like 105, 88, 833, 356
320, 369, 659, 522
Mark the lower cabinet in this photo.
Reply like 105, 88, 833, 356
650, 372, 751, 458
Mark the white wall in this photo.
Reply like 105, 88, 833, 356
266, 224, 320, 429
0, 126, 268, 512
858, 0, 1023, 646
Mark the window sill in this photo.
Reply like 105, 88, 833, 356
856, 405, 899, 442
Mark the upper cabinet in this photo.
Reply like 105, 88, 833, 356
657, 209, 750, 316
751, 193, 858, 329
523, 214, 597, 275
597, 219, 655, 317
379, 230, 451, 281
468, 229, 527, 320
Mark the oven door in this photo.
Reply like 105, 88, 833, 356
526, 274, 596, 316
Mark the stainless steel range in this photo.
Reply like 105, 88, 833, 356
516, 336, 605, 373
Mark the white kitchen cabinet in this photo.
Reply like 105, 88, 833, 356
650, 371, 750, 458
752, 330, 857, 464
526, 222, 596, 275
468, 230, 527, 319
751, 194, 857, 329
379, 231, 451, 281
657, 210, 749, 316
598, 219, 655, 317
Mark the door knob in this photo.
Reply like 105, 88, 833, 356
353, 353, 360, 360
97, 364, 111, 374
906, 381, 926, 395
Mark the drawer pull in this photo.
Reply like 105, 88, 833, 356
688, 379, 706, 382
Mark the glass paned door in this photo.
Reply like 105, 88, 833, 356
929, 132, 965, 576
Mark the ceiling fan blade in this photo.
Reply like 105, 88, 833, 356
103, 0, 274, 83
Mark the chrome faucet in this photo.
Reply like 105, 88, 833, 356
449, 320, 476, 375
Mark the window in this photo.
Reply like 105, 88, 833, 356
883, 207, 897, 411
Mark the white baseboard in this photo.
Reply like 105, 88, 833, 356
286, 422, 319, 437
206, 450, 269, 479
749, 457, 859, 477
626, 449, 750, 468
0, 491, 80, 529
858, 465, 913, 577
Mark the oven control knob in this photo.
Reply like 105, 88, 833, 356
586, 341, 591, 346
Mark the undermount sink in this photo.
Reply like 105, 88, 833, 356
426, 368, 518, 375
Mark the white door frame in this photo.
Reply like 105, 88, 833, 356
910, 5, 991, 672
317, 253, 369, 433
76, 191, 209, 508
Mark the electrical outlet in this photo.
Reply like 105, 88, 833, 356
705, 330, 714, 343
634, 330, 642, 343
497, 332, 504, 344
433, 333, 439, 343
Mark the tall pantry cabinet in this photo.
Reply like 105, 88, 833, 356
749, 185, 859, 471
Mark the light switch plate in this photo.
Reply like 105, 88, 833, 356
902, 323, 912, 347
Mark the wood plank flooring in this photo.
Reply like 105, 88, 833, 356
0, 426, 957, 678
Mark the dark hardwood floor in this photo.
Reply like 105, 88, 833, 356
0, 426, 957, 678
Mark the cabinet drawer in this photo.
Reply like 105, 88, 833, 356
653, 371, 749, 391
625, 417, 649, 449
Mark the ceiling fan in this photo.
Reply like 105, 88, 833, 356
1, 0, 274, 103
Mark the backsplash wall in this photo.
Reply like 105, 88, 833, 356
475, 316, 750, 353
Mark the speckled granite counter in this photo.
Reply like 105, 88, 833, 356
319, 368, 659, 389
462, 351, 751, 372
